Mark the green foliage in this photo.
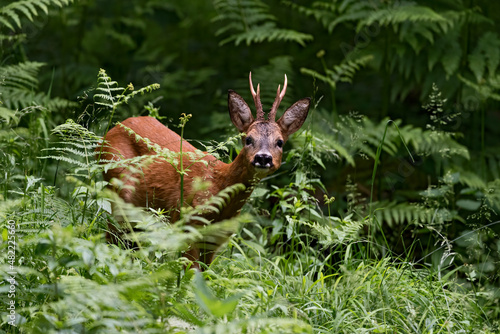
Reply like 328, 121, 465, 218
468, 32, 500, 83
213, 0, 313, 46
301, 54, 373, 90
94, 68, 160, 111
0, 62, 75, 202
290, 0, 499, 104
0, 61, 76, 111
1, 0, 500, 331
0, 0, 74, 43
211, 245, 494, 333
287, 0, 448, 34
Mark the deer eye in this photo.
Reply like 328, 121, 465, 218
276, 139, 283, 148
245, 136, 253, 146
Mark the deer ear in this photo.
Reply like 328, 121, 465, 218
277, 98, 310, 139
228, 90, 254, 132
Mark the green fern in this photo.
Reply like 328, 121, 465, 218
0, 0, 73, 30
301, 54, 373, 90
0, 61, 76, 111
94, 68, 160, 111
287, 1, 447, 34
358, 3, 447, 29
467, 32, 500, 82
459, 74, 500, 102
484, 179, 500, 213
300, 52, 373, 115
44, 120, 103, 185
369, 172, 463, 229
302, 214, 363, 247
0, 0, 74, 43
213, 0, 313, 46
288, 0, 499, 104
284, 1, 373, 34
0, 106, 17, 123
314, 114, 469, 166
180, 184, 247, 223
46, 69, 161, 182
370, 200, 451, 228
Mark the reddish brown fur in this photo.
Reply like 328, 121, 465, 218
98, 75, 310, 269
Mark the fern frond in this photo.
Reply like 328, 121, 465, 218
0, 107, 17, 123
44, 146, 99, 158
213, 0, 313, 46
313, 111, 470, 169
0, 61, 41, 90
484, 179, 500, 212
0, 32, 26, 43
401, 125, 469, 159
458, 74, 500, 101
370, 200, 451, 228
284, 0, 373, 33
467, 32, 500, 82
448, 167, 487, 190
289, 1, 447, 34
221, 23, 313, 46
37, 275, 157, 331
359, 3, 447, 29
180, 183, 247, 223
52, 119, 102, 141
40, 155, 91, 168
301, 55, 373, 89
0, 61, 76, 110
302, 215, 363, 247
0, 0, 74, 31
44, 120, 103, 179
121, 83, 161, 104
93, 69, 160, 110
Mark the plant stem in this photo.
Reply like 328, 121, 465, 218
481, 103, 485, 179
178, 113, 192, 219
179, 123, 185, 219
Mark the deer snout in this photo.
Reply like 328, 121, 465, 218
252, 153, 274, 169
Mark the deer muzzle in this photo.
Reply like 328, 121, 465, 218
252, 153, 274, 169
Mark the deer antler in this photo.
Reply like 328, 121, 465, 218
249, 72, 264, 121
268, 74, 287, 121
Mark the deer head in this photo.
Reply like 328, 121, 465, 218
228, 73, 310, 177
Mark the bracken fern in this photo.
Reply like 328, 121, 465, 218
213, 0, 313, 46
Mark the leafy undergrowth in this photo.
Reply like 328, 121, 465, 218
0, 70, 497, 333
1, 199, 496, 333
211, 251, 494, 333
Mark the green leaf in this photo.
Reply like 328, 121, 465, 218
468, 32, 500, 81
468, 53, 485, 82
193, 271, 242, 318
214, 0, 312, 46
456, 199, 481, 211
441, 40, 461, 77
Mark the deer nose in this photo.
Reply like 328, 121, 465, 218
253, 154, 274, 168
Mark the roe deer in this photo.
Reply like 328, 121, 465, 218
99, 73, 310, 269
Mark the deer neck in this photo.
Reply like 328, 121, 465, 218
203, 151, 260, 220
218, 150, 261, 190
